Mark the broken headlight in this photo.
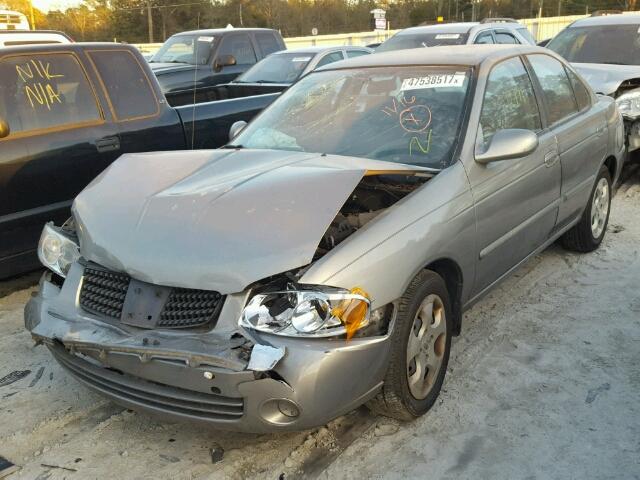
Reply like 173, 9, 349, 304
240, 286, 370, 339
37, 222, 80, 278
616, 88, 640, 119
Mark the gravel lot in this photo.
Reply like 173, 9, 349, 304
1, 164, 639, 480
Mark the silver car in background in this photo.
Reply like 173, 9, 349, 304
376, 18, 536, 53
230, 45, 372, 86
26, 45, 624, 432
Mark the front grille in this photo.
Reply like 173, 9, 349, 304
80, 266, 130, 319
51, 345, 244, 422
79, 264, 224, 329
158, 288, 223, 328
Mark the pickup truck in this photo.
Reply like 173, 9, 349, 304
0, 43, 282, 278
148, 28, 286, 99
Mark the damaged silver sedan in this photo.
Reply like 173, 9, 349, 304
25, 46, 624, 432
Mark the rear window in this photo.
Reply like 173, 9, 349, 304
517, 27, 536, 44
256, 32, 282, 57
88, 50, 158, 121
377, 31, 469, 52
0, 52, 101, 136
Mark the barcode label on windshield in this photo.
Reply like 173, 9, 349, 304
401, 72, 466, 90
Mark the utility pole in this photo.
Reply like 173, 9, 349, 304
557, 0, 562, 16
29, 0, 35, 29
147, 0, 154, 43
239, 1, 243, 27
538, 0, 543, 18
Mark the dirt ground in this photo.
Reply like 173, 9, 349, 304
1, 165, 639, 480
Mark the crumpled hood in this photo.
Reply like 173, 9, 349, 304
573, 62, 640, 96
149, 62, 195, 75
73, 149, 428, 294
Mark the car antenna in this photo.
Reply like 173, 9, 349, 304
191, 12, 201, 150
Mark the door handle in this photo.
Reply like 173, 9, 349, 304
544, 151, 559, 167
96, 136, 120, 153
596, 125, 606, 136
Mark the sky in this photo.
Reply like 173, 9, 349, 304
32, 0, 82, 12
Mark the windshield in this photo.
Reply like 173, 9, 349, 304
547, 24, 640, 65
377, 31, 468, 52
235, 52, 313, 84
150, 34, 214, 65
233, 66, 471, 169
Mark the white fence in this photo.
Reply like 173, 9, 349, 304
133, 11, 640, 54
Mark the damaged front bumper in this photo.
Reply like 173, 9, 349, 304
25, 264, 391, 433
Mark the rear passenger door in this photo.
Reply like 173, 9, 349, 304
0, 51, 119, 268
474, 31, 495, 44
469, 56, 561, 294
87, 49, 182, 155
316, 51, 345, 68
526, 54, 607, 229
212, 33, 258, 84
494, 30, 520, 44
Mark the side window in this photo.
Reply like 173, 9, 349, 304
517, 27, 536, 44
88, 50, 158, 121
346, 49, 370, 58
256, 33, 282, 57
495, 31, 519, 44
527, 54, 579, 124
217, 34, 257, 65
316, 51, 345, 67
566, 68, 592, 111
479, 57, 541, 150
0, 53, 101, 136
475, 32, 494, 44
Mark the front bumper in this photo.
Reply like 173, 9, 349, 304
24, 265, 391, 433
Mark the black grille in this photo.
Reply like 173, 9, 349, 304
79, 265, 223, 329
80, 266, 130, 319
50, 345, 244, 422
158, 288, 223, 328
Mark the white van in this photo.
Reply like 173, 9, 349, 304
0, 30, 72, 47
0, 10, 30, 30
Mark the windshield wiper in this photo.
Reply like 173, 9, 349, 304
221, 144, 244, 149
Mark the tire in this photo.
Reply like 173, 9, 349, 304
562, 165, 612, 253
367, 270, 452, 421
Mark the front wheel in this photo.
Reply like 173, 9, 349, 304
562, 165, 612, 252
368, 270, 452, 421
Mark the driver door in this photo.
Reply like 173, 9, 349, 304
467, 56, 561, 295
211, 33, 258, 84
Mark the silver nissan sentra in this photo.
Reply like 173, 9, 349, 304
25, 45, 624, 432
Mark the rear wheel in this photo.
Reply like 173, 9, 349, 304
562, 165, 611, 252
368, 270, 452, 421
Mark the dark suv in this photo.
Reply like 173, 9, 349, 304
149, 28, 286, 94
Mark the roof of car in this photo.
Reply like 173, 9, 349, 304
397, 23, 479, 35
317, 44, 545, 70
396, 21, 524, 35
272, 46, 369, 54
569, 13, 640, 27
173, 28, 278, 36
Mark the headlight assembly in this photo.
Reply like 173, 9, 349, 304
616, 88, 640, 119
240, 286, 371, 339
37, 222, 80, 278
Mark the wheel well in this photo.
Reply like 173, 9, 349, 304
604, 156, 617, 181
425, 259, 463, 336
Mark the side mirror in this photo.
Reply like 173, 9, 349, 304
229, 120, 247, 141
214, 54, 237, 72
0, 118, 10, 139
475, 129, 538, 164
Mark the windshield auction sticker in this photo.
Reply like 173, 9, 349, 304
435, 33, 461, 39
292, 57, 311, 62
401, 72, 466, 90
